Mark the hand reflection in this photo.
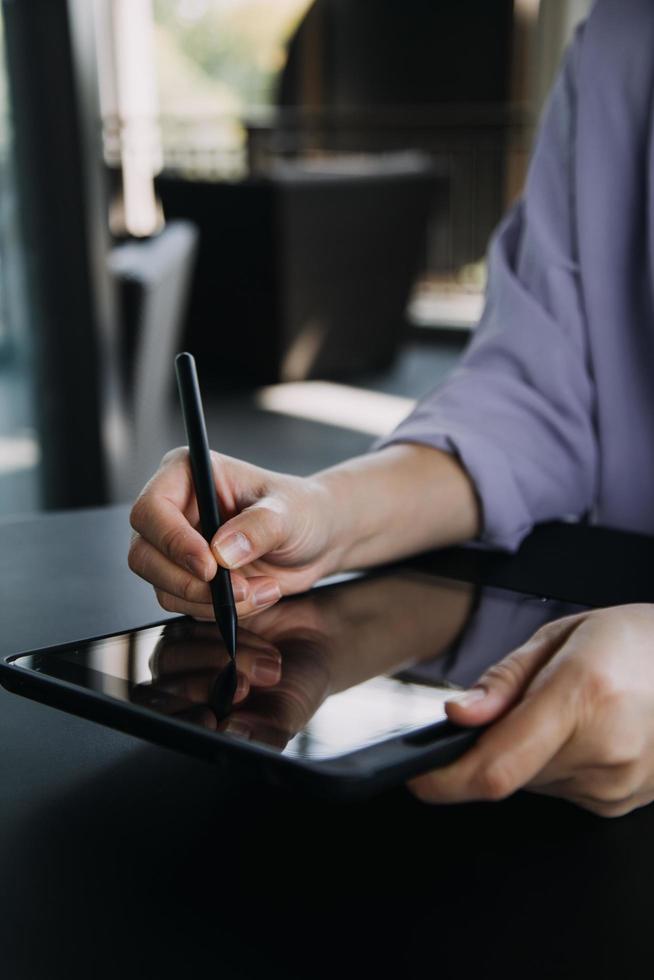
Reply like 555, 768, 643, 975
131, 621, 282, 729
139, 574, 475, 751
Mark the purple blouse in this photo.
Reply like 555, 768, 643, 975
379, 0, 654, 551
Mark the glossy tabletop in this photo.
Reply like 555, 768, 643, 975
1, 506, 654, 979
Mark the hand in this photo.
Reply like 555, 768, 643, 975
150, 620, 282, 700
147, 600, 334, 748
128, 443, 481, 622
408, 604, 654, 817
215, 573, 474, 748
131, 621, 282, 728
128, 448, 341, 620
143, 573, 475, 750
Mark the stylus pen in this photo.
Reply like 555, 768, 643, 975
175, 351, 238, 659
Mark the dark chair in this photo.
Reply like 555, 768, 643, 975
109, 220, 199, 494
157, 153, 439, 388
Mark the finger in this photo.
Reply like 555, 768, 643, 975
445, 611, 588, 728
155, 668, 251, 704
527, 781, 643, 818
129, 535, 250, 605
236, 576, 283, 618
156, 590, 215, 621
130, 685, 192, 715
223, 651, 328, 743
143, 447, 197, 507
155, 642, 282, 688
130, 476, 216, 582
173, 705, 218, 731
211, 497, 289, 570
131, 676, 247, 718
155, 576, 282, 621
530, 755, 642, 805
240, 596, 330, 643
153, 625, 280, 676
408, 668, 577, 804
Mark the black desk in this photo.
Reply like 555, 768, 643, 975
2, 506, 654, 979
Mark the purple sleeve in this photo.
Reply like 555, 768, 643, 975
376, 30, 598, 552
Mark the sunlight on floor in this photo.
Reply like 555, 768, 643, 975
0, 434, 40, 474
256, 382, 415, 437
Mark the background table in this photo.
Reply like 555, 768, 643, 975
2, 506, 654, 979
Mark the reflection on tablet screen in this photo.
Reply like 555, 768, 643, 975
13, 572, 586, 760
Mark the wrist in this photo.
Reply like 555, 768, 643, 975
309, 464, 369, 575
313, 443, 481, 573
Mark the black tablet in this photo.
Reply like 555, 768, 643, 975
0, 569, 588, 799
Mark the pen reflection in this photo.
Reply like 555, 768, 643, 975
208, 659, 238, 721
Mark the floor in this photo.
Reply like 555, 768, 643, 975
0, 335, 467, 519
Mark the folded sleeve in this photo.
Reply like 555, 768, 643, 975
376, 29, 598, 552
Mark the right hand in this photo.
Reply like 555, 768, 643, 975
128, 448, 342, 620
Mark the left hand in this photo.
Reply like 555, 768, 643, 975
408, 604, 654, 817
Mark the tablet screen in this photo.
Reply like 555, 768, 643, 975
11, 572, 586, 760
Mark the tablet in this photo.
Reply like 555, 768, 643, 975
0, 569, 588, 799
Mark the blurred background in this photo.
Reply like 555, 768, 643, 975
0, 0, 591, 519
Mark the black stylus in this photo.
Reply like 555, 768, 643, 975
175, 352, 237, 659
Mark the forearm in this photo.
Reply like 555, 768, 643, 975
315, 443, 482, 572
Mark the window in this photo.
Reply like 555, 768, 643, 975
153, 0, 313, 178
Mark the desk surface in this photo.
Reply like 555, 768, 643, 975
2, 506, 654, 979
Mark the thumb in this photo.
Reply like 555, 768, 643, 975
446, 611, 587, 727
211, 500, 288, 570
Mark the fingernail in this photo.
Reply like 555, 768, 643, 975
452, 687, 487, 709
214, 532, 251, 568
185, 554, 208, 580
223, 718, 251, 740
232, 579, 248, 602
251, 655, 281, 684
253, 582, 282, 607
